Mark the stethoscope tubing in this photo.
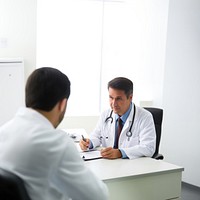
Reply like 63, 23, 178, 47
104, 104, 136, 140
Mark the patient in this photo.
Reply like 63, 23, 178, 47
0, 67, 108, 200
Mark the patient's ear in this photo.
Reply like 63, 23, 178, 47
58, 98, 67, 112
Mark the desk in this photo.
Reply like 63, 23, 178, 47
85, 157, 184, 200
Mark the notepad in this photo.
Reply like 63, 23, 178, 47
80, 150, 102, 161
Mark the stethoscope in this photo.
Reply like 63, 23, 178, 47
104, 104, 136, 141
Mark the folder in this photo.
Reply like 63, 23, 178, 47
80, 150, 102, 161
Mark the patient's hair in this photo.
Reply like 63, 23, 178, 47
25, 67, 70, 111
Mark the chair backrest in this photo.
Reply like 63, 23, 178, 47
143, 107, 163, 159
0, 168, 31, 200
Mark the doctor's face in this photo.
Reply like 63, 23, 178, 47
108, 88, 132, 116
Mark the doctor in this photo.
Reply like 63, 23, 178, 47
80, 77, 156, 159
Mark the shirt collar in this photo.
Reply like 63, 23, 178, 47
115, 102, 132, 123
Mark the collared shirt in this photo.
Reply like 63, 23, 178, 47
115, 103, 132, 158
115, 102, 132, 127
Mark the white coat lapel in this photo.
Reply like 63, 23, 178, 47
118, 105, 135, 144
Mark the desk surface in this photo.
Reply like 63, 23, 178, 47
85, 157, 184, 181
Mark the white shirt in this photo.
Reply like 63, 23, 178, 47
0, 107, 108, 200
90, 104, 156, 159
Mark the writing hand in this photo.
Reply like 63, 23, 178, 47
79, 136, 90, 151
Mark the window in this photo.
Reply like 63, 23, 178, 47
37, 0, 169, 115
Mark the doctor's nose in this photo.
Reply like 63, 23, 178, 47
111, 99, 117, 105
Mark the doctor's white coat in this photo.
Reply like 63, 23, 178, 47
90, 104, 156, 159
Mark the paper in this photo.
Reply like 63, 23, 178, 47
80, 150, 102, 161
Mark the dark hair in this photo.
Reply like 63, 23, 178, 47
25, 67, 71, 111
108, 77, 133, 98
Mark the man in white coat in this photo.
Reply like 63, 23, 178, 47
0, 67, 108, 200
80, 77, 156, 159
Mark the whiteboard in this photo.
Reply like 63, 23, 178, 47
0, 58, 24, 126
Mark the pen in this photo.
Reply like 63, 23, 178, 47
82, 135, 86, 142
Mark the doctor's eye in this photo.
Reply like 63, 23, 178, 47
109, 96, 113, 100
116, 97, 122, 101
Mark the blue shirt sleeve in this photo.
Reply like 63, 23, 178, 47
119, 149, 128, 159
89, 141, 93, 149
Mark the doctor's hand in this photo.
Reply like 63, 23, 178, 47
100, 147, 122, 159
79, 138, 90, 151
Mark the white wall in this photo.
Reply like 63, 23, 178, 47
0, 0, 36, 80
59, 116, 99, 134
162, 0, 200, 186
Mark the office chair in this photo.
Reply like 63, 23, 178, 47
0, 168, 31, 200
144, 107, 164, 160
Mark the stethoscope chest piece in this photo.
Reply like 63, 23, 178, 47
126, 131, 132, 141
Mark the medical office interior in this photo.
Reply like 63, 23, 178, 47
0, 0, 200, 199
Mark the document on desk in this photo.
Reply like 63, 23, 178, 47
80, 150, 102, 161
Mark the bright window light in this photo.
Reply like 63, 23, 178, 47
37, 0, 169, 116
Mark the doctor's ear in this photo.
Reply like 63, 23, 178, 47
129, 94, 133, 101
